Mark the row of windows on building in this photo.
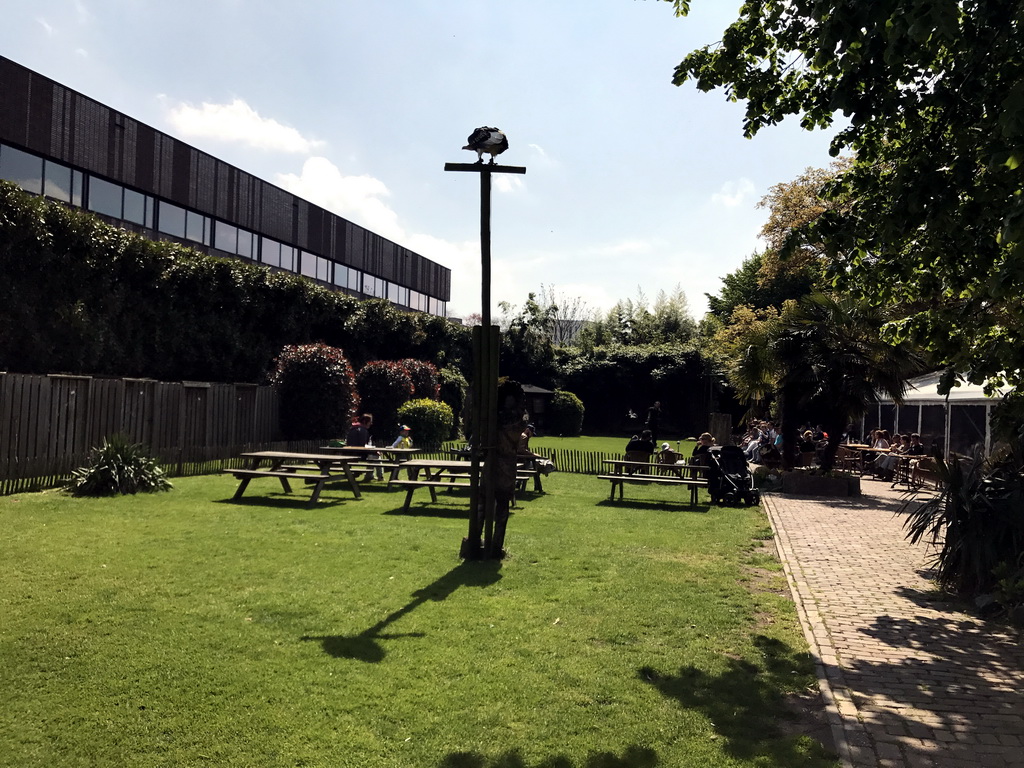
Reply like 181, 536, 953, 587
0, 142, 446, 316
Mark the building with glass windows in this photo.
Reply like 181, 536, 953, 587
0, 56, 450, 316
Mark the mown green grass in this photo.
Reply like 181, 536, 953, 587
0, 471, 836, 768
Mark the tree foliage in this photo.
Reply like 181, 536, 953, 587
269, 343, 359, 440
546, 390, 586, 437
720, 294, 926, 470
672, 0, 1024, 390
399, 359, 441, 400
0, 182, 471, 382
355, 361, 415, 440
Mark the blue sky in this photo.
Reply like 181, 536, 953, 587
0, 0, 839, 320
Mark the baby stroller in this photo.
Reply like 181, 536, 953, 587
707, 445, 759, 506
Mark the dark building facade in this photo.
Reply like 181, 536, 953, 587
0, 56, 450, 315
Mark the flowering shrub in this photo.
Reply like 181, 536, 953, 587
547, 390, 585, 436
396, 398, 454, 450
356, 360, 414, 440
269, 343, 359, 439
399, 359, 441, 400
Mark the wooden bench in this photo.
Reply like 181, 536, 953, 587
224, 468, 335, 505
597, 473, 708, 505
347, 461, 400, 480
389, 478, 471, 512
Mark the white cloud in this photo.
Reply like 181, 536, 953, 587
711, 177, 756, 208
494, 175, 525, 194
36, 17, 54, 35
165, 98, 324, 154
584, 239, 657, 257
276, 156, 401, 240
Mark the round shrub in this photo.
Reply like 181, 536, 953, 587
67, 434, 173, 496
356, 360, 415, 440
399, 358, 441, 400
269, 343, 359, 440
396, 398, 454, 450
547, 389, 585, 436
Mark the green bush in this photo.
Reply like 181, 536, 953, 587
66, 435, 173, 496
0, 182, 474, 382
547, 389, 586, 436
356, 360, 415, 440
399, 358, 441, 400
396, 399, 454, 450
269, 343, 359, 439
438, 366, 468, 438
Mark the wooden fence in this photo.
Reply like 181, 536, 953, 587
0, 373, 284, 494
0, 373, 634, 495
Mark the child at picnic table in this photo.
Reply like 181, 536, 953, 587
391, 425, 414, 449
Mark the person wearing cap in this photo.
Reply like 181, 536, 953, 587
518, 423, 542, 460
391, 424, 414, 449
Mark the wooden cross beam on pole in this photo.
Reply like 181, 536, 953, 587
445, 161, 526, 560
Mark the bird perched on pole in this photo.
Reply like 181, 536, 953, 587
463, 127, 508, 164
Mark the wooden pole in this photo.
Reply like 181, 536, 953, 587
445, 161, 526, 560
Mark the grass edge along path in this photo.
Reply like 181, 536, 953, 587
0, 472, 838, 768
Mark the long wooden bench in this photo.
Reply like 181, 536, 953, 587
388, 478, 471, 511
597, 472, 708, 504
224, 468, 335, 505
347, 461, 401, 480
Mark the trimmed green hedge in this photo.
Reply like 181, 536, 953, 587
547, 389, 585, 436
0, 182, 470, 382
396, 398, 454, 450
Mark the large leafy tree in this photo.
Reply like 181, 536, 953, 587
724, 294, 925, 470
671, 0, 1024, 391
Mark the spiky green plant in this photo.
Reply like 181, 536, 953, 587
66, 435, 173, 496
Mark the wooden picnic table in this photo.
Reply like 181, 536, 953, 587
388, 459, 540, 512
598, 459, 708, 504
224, 451, 362, 506
319, 445, 422, 480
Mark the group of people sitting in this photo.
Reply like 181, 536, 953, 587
864, 429, 926, 481
344, 413, 414, 481
624, 430, 717, 464
740, 420, 782, 463
346, 413, 415, 450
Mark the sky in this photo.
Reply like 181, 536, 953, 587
0, 0, 840, 321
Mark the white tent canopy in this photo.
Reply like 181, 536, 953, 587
867, 372, 1011, 456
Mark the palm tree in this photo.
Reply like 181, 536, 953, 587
726, 294, 925, 471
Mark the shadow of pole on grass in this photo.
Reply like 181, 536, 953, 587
300, 560, 503, 663
437, 745, 658, 768
638, 635, 836, 766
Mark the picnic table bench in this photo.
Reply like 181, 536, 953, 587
319, 445, 422, 481
388, 459, 542, 512
598, 459, 708, 504
224, 451, 361, 506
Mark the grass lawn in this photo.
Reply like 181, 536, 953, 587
0, 469, 837, 768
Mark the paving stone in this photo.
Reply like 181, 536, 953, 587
762, 486, 1024, 768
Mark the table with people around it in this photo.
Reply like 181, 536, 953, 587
599, 430, 710, 504
320, 413, 423, 481
224, 451, 363, 506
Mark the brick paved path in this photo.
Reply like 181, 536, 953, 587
762, 483, 1024, 768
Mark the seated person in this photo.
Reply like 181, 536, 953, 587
906, 433, 926, 456
798, 430, 818, 453
624, 429, 656, 455
691, 432, 715, 465
346, 413, 373, 446
874, 434, 910, 480
518, 423, 555, 475
391, 424, 414, 449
